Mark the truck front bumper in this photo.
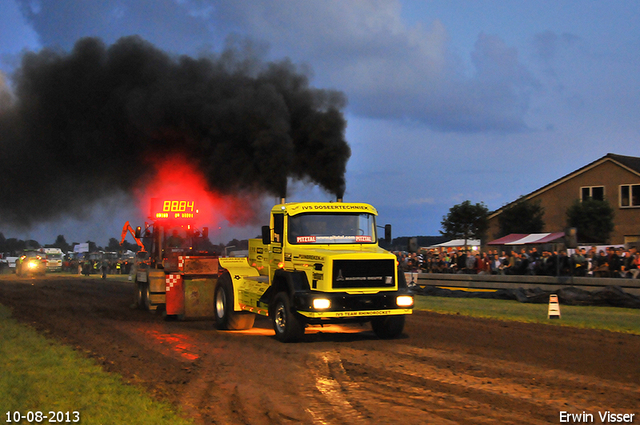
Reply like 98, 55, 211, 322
293, 291, 413, 322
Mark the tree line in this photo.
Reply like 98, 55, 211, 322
2, 197, 615, 256
440, 197, 615, 245
0, 234, 127, 256
0, 233, 251, 256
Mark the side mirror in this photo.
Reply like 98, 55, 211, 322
135, 226, 141, 239
202, 227, 209, 238
384, 224, 392, 244
261, 225, 271, 245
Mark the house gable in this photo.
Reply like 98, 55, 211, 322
488, 153, 640, 219
487, 153, 640, 244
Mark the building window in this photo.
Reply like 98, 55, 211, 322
581, 186, 604, 201
620, 184, 640, 207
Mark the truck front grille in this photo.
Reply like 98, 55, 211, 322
332, 259, 395, 289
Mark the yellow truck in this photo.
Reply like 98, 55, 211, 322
216, 201, 414, 342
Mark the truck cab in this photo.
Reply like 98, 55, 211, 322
217, 201, 413, 342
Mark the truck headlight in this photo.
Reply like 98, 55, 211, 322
313, 298, 331, 309
396, 295, 414, 307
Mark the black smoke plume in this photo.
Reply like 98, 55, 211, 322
0, 36, 350, 227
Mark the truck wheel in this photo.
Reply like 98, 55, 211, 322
134, 281, 142, 309
214, 273, 255, 330
141, 283, 152, 311
371, 315, 405, 339
134, 283, 140, 308
134, 281, 147, 310
271, 292, 304, 342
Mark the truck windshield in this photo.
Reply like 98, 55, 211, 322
288, 213, 377, 244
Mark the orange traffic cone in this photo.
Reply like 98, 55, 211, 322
548, 294, 561, 319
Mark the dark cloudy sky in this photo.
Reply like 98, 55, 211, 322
1, 0, 639, 247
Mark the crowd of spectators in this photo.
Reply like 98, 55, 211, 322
396, 246, 640, 278
63, 258, 133, 276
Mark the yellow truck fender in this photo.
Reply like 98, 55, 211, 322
218, 257, 262, 311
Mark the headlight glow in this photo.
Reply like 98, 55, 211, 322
28, 261, 38, 269
312, 298, 331, 309
396, 295, 414, 307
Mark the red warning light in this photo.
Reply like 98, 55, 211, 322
135, 154, 262, 228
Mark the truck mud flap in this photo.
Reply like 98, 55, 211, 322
148, 270, 167, 311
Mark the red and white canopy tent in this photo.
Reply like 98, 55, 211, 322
487, 232, 565, 246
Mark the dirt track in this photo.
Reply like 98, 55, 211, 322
1, 275, 638, 424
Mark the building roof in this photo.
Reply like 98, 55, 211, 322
608, 153, 640, 174
429, 239, 481, 248
487, 232, 565, 246
488, 153, 640, 219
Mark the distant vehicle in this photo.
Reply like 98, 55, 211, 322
42, 248, 64, 272
16, 250, 47, 277
6, 257, 18, 269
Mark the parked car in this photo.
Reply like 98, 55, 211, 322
6, 257, 18, 269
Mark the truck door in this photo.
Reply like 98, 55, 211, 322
271, 213, 284, 269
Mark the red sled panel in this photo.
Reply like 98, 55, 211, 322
165, 274, 185, 315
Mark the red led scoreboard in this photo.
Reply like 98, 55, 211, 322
149, 198, 199, 221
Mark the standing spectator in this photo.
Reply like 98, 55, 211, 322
632, 247, 640, 279
585, 247, 597, 276
572, 248, 587, 276
587, 246, 597, 263
622, 246, 639, 278
441, 251, 449, 272
558, 251, 571, 275
545, 251, 558, 276
507, 252, 529, 275
609, 248, 622, 277
499, 251, 507, 265
529, 247, 540, 262
581, 248, 589, 264
82, 257, 91, 276
491, 254, 504, 274
535, 251, 549, 275
517, 252, 531, 275
456, 249, 467, 274
466, 250, 477, 274
101, 259, 109, 279
417, 251, 425, 271
476, 252, 491, 275
448, 251, 458, 273
592, 250, 610, 277
503, 251, 517, 274
406, 253, 419, 272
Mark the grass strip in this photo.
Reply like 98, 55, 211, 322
0, 304, 192, 425
414, 295, 640, 335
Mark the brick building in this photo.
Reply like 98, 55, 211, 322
486, 153, 640, 246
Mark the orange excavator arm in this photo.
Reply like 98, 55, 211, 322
120, 221, 146, 252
